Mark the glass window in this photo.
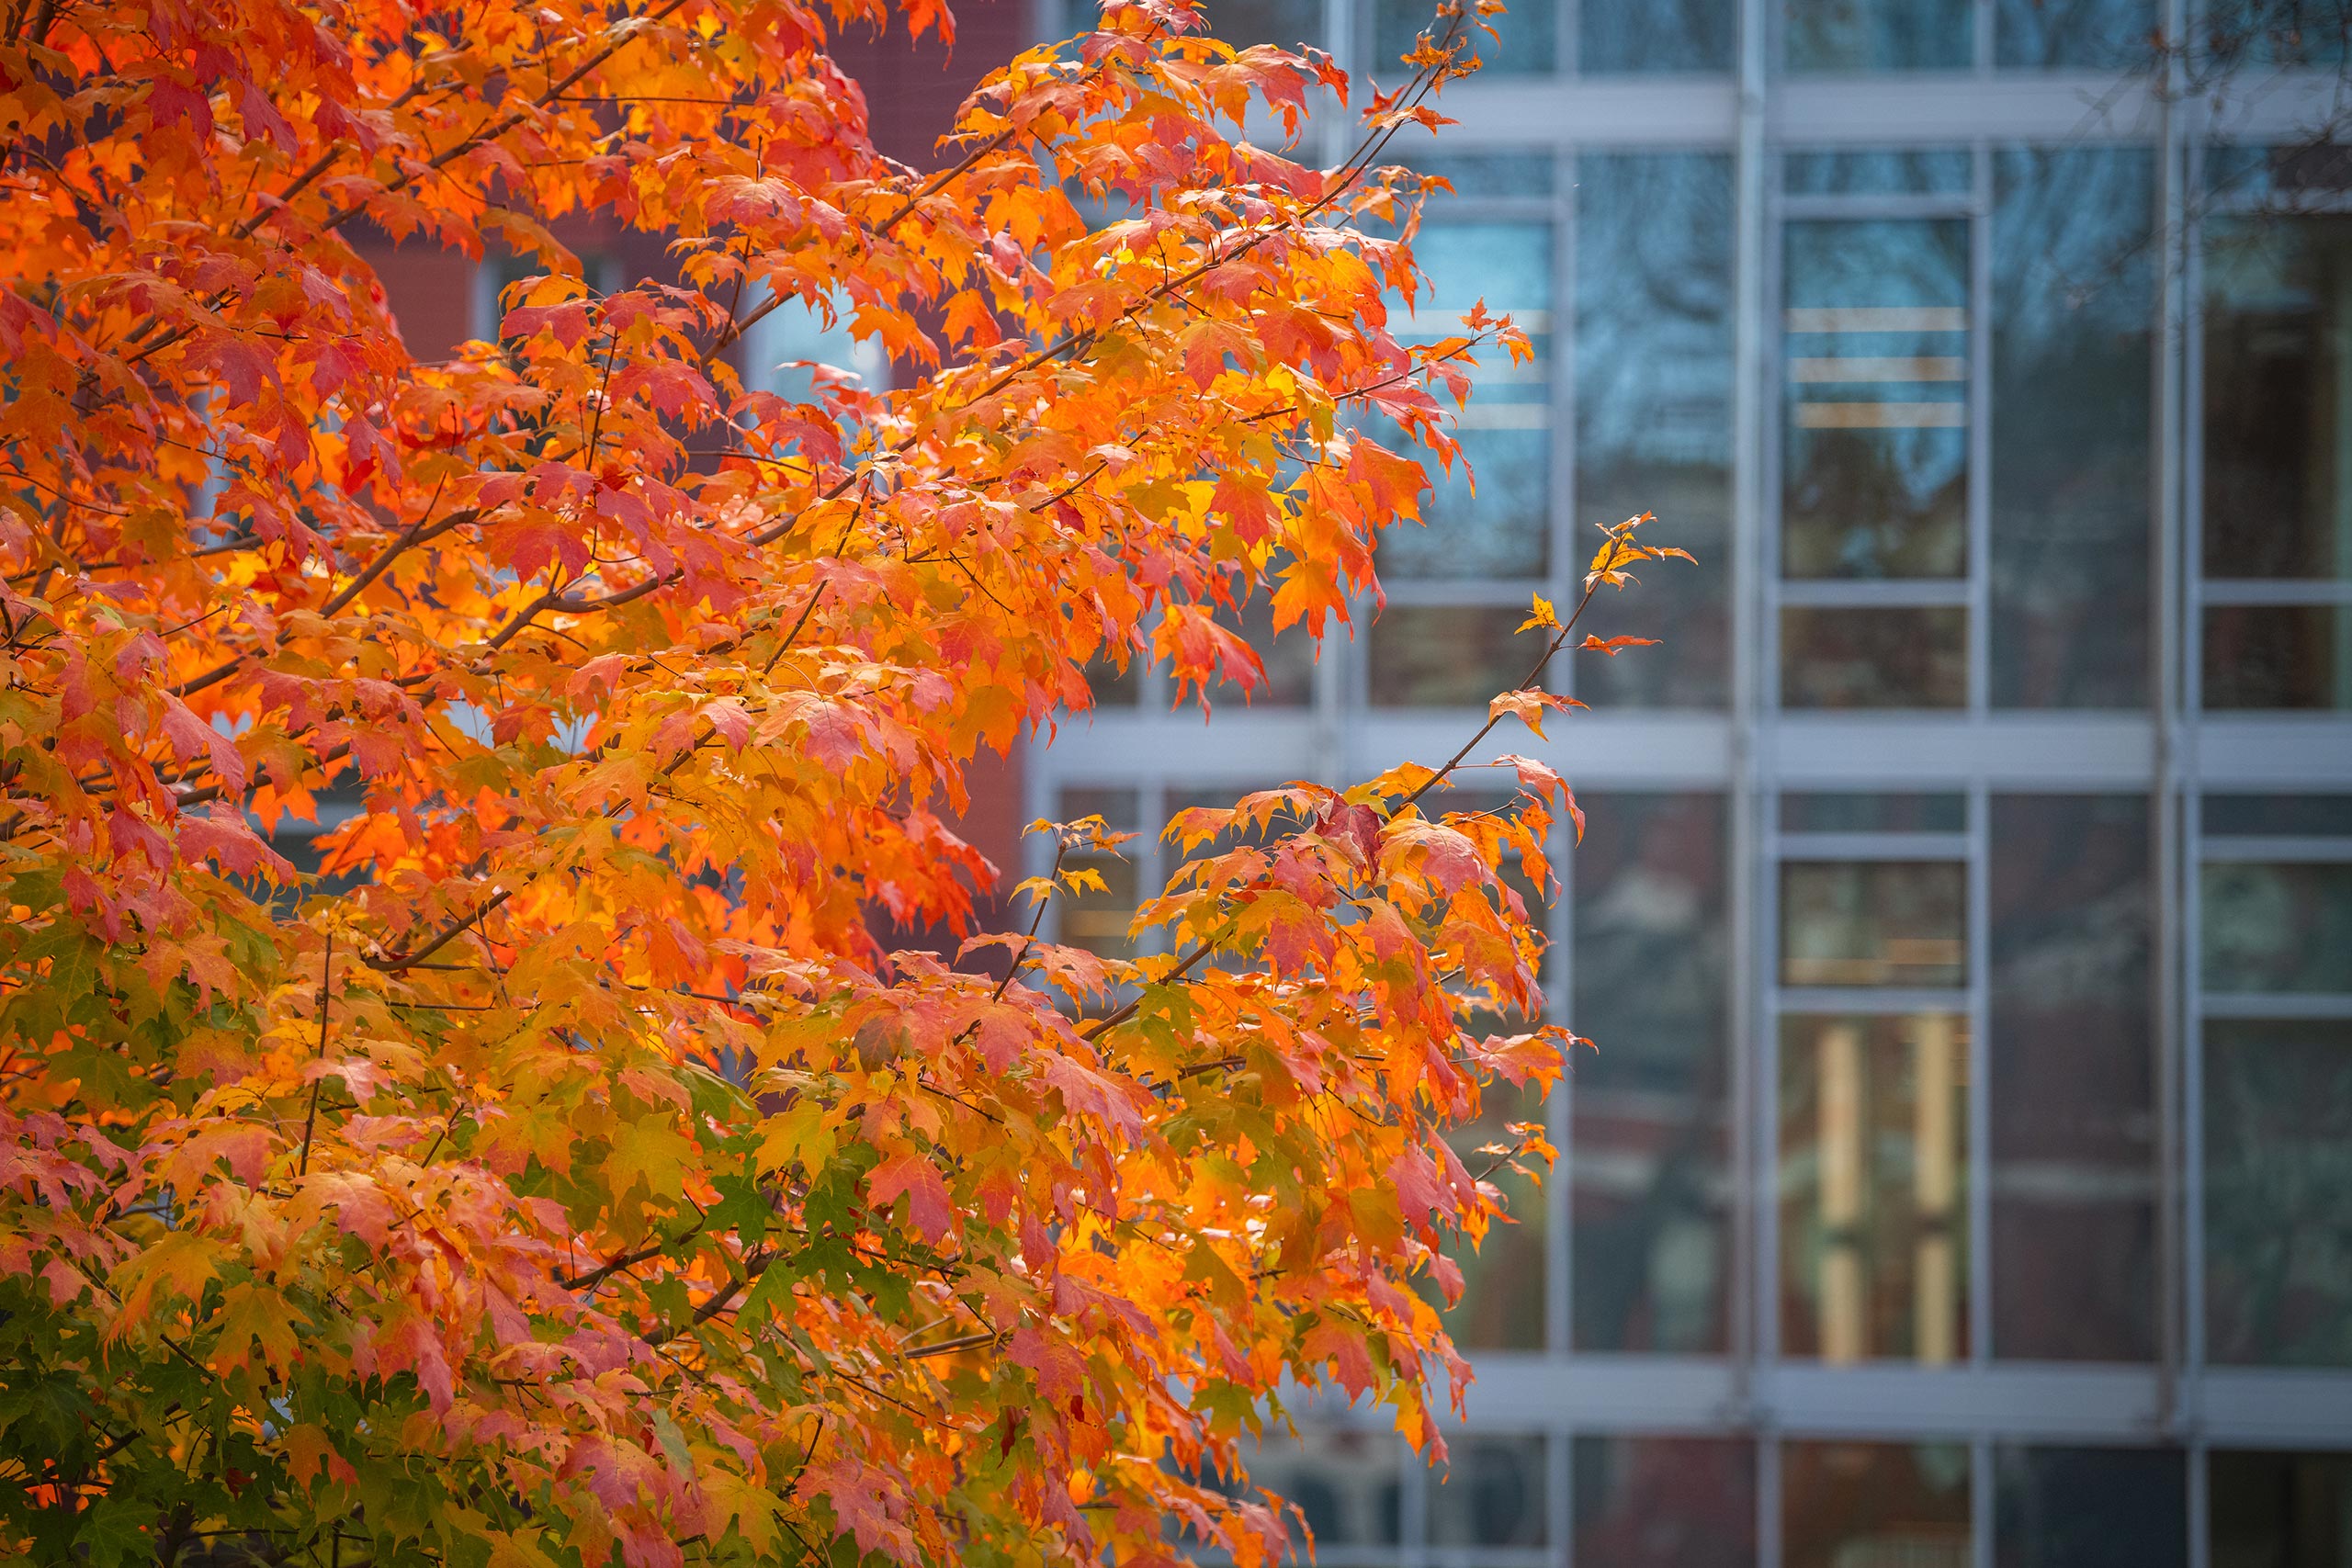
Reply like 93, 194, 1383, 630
2205, 793, 2352, 837
1182, 596, 1315, 711
1989, 795, 2156, 1362
1991, 147, 2154, 709
1781, 861, 1967, 987
1246, 1425, 1403, 1548
1376, 0, 1555, 73
1428, 1434, 1547, 1547
743, 288, 888, 401
1576, 152, 1736, 708
2201, 862, 2352, 994
1783, 218, 1971, 581
2203, 604, 2352, 711
1196, 0, 1322, 48
1782, 604, 1970, 708
1580, 0, 1736, 71
1781, 791, 1968, 833
1368, 604, 1544, 705
1783, 1442, 1972, 1568
1382, 220, 1553, 581
2203, 214, 2352, 581
1574, 1436, 1758, 1567
1785, 148, 1973, 195
2204, 1021, 2352, 1367
1993, 1446, 2187, 1568
1440, 1074, 1551, 1350
1780, 1014, 1971, 1362
2210, 1450, 2352, 1568
1055, 787, 1141, 960
1994, 0, 2154, 68
1784, 0, 1975, 71
1572, 794, 1732, 1352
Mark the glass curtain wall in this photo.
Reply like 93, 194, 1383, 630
1024, 0, 2352, 1562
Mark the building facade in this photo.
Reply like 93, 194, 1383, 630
1018, 1, 2352, 1563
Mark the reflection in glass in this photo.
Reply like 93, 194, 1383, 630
2204, 604, 2352, 710
1055, 787, 1139, 960
1993, 1446, 2186, 1568
1245, 1425, 1403, 1549
1783, 219, 1970, 580
2200, 862, 2352, 993
1995, 0, 2154, 66
1781, 861, 1967, 987
1781, 791, 1968, 834
1783, 1442, 1972, 1568
2205, 1021, 2352, 1367
1429, 1435, 1547, 1547
1784, 148, 1973, 196
1382, 221, 1553, 581
1989, 795, 2156, 1362
2204, 793, 2352, 838
1572, 794, 1732, 1352
1574, 1436, 1758, 1568
1992, 148, 2154, 708
1580, 0, 1736, 71
2210, 1450, 2352, 1567
1368, 604, 1542, 705
1780, 1014, 1971, 1363
2204, 214, 2352, 581
1194, 0, 1320, 48
1438, 1074, 1549, 1350
1376, 0, 1555, 73
1577, 152, 1735, 708
1782, 605, 1969, 708
1785, 0, 1974, 70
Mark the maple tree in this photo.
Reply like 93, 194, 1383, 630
0, 0, 1685, 1562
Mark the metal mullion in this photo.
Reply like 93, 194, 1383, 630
1973, 0, 1992, 74
1966, 781, 1992, 1368
2178, 122, 2209, 1442
2199, 992, 2352, 1021
1554, 143, 1578, 705
1970, 1434, 1994, 1568
1758, 1429, 1782, 1568
1776, 580, 1972, 608
2199, 834, 2352, 862
1775, 987, 1973, 1017
1967, 141, 1993, 718
2188, 1432, 2211, 1568
2154, 39, 2189, 1438
2182, 790, 2208, 1428
1549, 758, 1574, 1357
2199, 579, 2352, 605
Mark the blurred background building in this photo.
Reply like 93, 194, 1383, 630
1017, 1, 2352, 1564
348, 0, 2352, 1560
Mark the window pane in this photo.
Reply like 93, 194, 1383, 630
1781, 861, 1967, 987
1438, 1075, 1550, 1350
1782, 605, 1969, 708
2203, 604, 2352, 711
1989, 795, 2156, 1362
1376, 0, 1555, 73
1577, 152, 1735, 708
2203, 214, 2352, 581
1368, 604, 1541, 705
1383, 220, 1553, 581
1781, 791, 1969, 833
1574, 1436, 1758, 1568
1991, 147, 2154, 708
1246, 1425, 1403, 1548
1784, 148, 1973, 195
1780, 1014, 1971, 1363
1179, 596, 1315, 711
2200, 862, 2352, 993
1993, 1446, 2186, 1568
1785, 0, 1974, 70
1197, 0, 1321, 48
1056, 787, 1139, 960
1581, 0, 1736, 71
1429, 1435, 1547, 1548
1784, 1442, 1972, 1568
2204, 793, 2352, 837
1572, 793, 1732, 1352
2211, 1450, 2352, 1568
2204, 1021, 2352, 1367
1994, 0, 2154, 67
1784, 219, 1971, 581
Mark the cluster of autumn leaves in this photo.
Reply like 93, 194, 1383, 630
0, 0, 1680, 1562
